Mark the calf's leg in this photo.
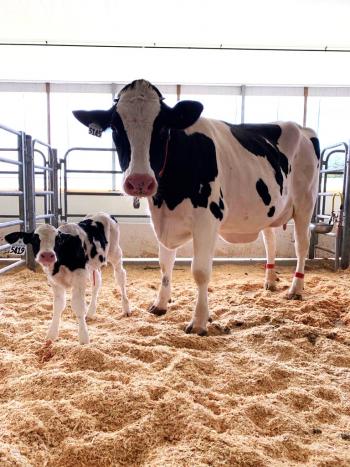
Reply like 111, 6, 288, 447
112, 256, 131, 316
71, 271, 90, 344
262, 227, 277, 291
87, 269, 102, 318
149, 244, 177, 316
46, 284, 66, 341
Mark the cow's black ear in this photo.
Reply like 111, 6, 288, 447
163, 100, 203, 130
5, 231, 33, 244
72, 107, 114, 131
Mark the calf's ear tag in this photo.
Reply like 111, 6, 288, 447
9, 238, 26, 255
88, 123, 103, 137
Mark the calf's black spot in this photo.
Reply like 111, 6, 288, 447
256, 179, 271, 206
52, 234, 87, 275
79, 219, 108, 259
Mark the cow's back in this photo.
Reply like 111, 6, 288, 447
186, 119, 319, 240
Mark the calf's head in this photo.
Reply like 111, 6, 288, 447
5, 224, 72, 268
73, 79, 203, 197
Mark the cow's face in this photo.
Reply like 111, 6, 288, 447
73, 79, 203, 197
5, 224, 58, 267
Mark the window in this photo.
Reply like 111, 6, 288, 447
181, 85, 242, 123
244, 87, 304, 124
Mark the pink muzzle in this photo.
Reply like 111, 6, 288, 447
124, 173, 157, 197
38, 251, 56, 266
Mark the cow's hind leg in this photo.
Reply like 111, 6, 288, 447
46, 284, 66, 341
149, 244, 176, 316
86, 269, 102, 319
185, 218, 218, 336
262, 227, 277, 291
287, 212, 311, 300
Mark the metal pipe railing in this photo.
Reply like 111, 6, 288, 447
0, 125, 59, 274
61, 146, 147, 221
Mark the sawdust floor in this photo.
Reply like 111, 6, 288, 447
0, 262, 350, 466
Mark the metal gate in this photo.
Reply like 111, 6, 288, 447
309, 141, 350, 269
60, 146, 149, 221
0, 125, 59, 274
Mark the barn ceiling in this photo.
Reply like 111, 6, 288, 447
1, 0, 349, 50
0, 0, 350, 85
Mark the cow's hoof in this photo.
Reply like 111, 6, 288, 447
184, 323, 208, 336
86, 309, 96, 319
148, 305, 167, 316
208, 316, 213, 323
286, 293, 302, 301
264, 282, 277, 291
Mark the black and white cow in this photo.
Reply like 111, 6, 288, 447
5, 213, 130, 344
73, 79, 320, 336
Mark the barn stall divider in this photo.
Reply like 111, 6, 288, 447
0, 124, 59, 274
309, 141, 350, 269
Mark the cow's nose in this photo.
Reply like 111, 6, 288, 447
124, 174, 157, 197
39, 251, 56, 264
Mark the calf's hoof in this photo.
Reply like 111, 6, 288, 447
148, 304, 167, 316
86, 309, 96, 319
46, 329, 59, 341
264, 282, 277, 291
184, 323, 208, 336
286, 293, 302, 300
79, 335, 90, 345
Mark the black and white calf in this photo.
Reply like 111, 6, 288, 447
73, 79, 320, 336
5, 213, 130, 344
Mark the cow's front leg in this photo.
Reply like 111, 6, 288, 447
262, 227, 277, 291
149, 244, 176, 316
46, 284, 66, 341
185, 220, 218, 336
87, 269, 102, 318
71, 271, 89, 344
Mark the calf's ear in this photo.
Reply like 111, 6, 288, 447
163, 100, 203, 130
72, 107, 114, 131
5, 231, 33, 244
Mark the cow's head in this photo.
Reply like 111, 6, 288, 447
73, 79, 203, 197
5, 224, 73, 268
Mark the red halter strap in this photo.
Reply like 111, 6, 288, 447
159, 130, 171, 178
265, 263, 275, 269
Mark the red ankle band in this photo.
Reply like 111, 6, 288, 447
265, 263, 275, 269
294, 272, 304, 279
